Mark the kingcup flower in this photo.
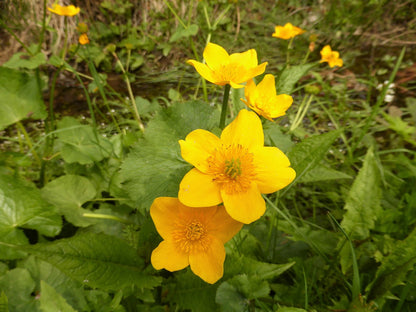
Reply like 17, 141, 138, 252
150, 197, 243, 284
187, 43, 267, 89
241, 74, 293, 121
320, 45, 343, 68
178, 109, 296, 224
79, 33, 89, 45
272, 23, 305, 40
47, 4, 80, 17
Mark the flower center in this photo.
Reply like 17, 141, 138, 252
185, 221, 205, 241
207, 144, 255, 194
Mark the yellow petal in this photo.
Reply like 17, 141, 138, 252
189, 237, 225, 284
256, 74, 276, 96
320, 45, 332, 58
221, 109, 264, 150
179, 130, 221, 173
203, 43, 230, 71
206, 205, 243, 243
221, 182, 265, 224
268, 94, 293, 118
187, 60, 218, 84
179, 169, 222, 207
229, 80, 245, 89
252, 147, 296, 194
150, 197, 181, 240
229, 49, 257, 69
237, 62, 268, 84
151, 240, 189, 271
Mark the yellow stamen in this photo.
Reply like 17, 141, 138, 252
173, 219, 209, 253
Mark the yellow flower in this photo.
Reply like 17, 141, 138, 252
241, 74, 293, 121
79, 33, 89, 45
178, 109, 296, 224
48, 4, 80, 17
320, 45, 343, 68
272, 23, 305, 40
187, 43, 267, 89
151, 197, 243, 284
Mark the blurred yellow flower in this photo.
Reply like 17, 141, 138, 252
178, 109, 296, 224
79, 33, 89, 45
241, 74, 293, 121
151, 197, 243, 284
272, 23, 305, 40
187, 43, 267, 89
48, 4, 80, 17
320, 45, 343, 68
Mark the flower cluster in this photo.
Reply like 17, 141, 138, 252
151, 42, 297, 284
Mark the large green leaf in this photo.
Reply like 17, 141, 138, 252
0, 66, 46, 130
41, 175, 97, 227
20, 232, 161, 291
276, 63, 315, 94
56, 117, 113, 164
341, 146, 381, 240
367, 227, 416, 300
3, 52, 47, 70
287, 130, 341, 183
299, 165, 352, 183
39, 281, 77, 312
120, 100, 219, 212
0, 174, 62, 259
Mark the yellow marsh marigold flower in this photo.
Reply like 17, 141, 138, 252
241, 74, 293, 121
187, 43, 267, 89
151, 197, 243, 284
79, 33, 89, 45
320, 45, 343, 68
178, 109, 296, 224
48, 4, 80, 17
272, 23, 305, 40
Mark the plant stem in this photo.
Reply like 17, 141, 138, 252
219, 84, 231, 129
286, 37, 294, 65
82, 213, 131, 224
16, 121, 41, 165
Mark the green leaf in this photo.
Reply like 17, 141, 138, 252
367, 227, 416, 300
0, 66, 46, 130
20, 232, 161, 291
0, 268, 38, 312
3, 52, 47, 70
0, 291, 8, 312
39, 281, 77, 312
287, 130, 341, 183
299, 165, 352, 183
41, 175, 97, 227
216, 274, 270, 311
263, 122, 294, 153
56, 117, 113, 164
167, 270, 218, 312
341, 146, 381, 240
276, 64, 315, 94
169, 24, 199, 43
120, 100, 219, 212
0, 174, 62, 258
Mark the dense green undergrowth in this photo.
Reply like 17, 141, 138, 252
0, 0, 415, 311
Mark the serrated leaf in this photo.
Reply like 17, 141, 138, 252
341, 146, 381, 240
367, 227, 416, 300
39, 281, 77, 312
287, 130, 341, 182
167, 270, 218, 312
56, 117, 113, 164
0, 268, 38, 312
20, 232, 161, 291
299, 165, 352, 183
276, 64, 315, 94
0, 66, 46, 130
0, 174, 62, 259
41, 175, 97, 227
120, 100, 219, 212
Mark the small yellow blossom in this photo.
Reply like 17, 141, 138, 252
47, 4, 80, 17
178, 109, 296, 224
151, 197, 243, 284
79, 33, 89, 45
187, 43, 267, 89
272, 23, 305, 40
241, 74, 293, 121
320, 45, 343, 68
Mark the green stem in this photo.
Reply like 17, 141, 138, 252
16, 121, 41, 165
82, 213, 131, 224
286, 37, 294, 65
219, 84, 231, 129
162, 0, 187, 28
290, 94, 313, 132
